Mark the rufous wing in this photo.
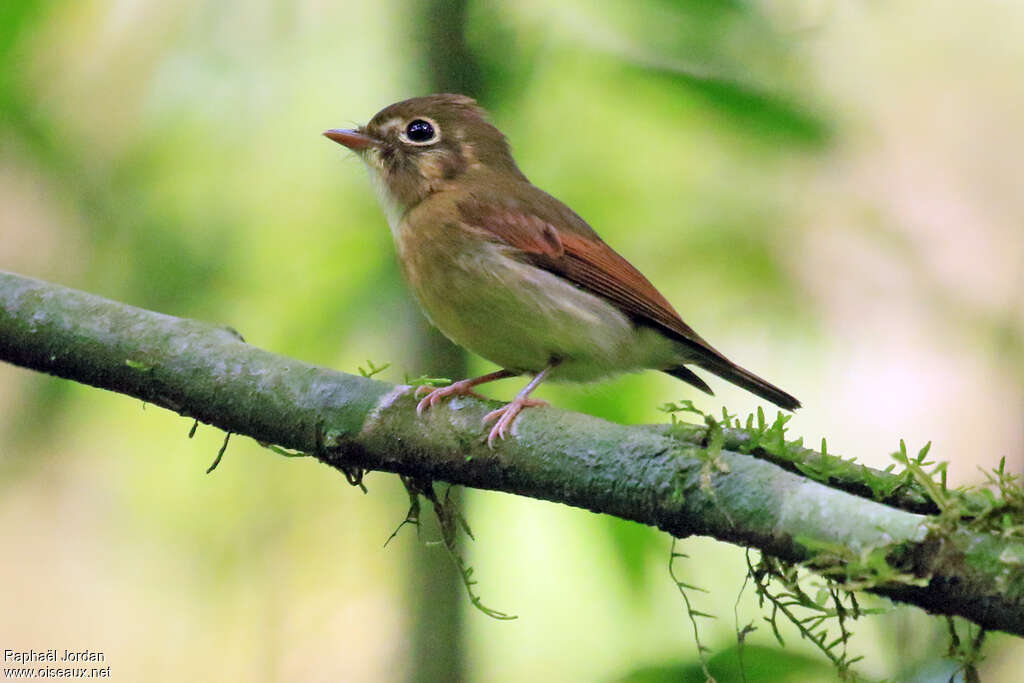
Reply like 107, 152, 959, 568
457, 195, 716, 357
456, 194, 801, 410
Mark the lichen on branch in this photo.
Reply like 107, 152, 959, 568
1, 269, 1023, 637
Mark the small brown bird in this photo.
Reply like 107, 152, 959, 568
325, 94, 799, 445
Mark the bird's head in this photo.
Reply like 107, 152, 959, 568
325, 94, 525, 217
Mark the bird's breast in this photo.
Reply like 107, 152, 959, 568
393, 213, 680, 380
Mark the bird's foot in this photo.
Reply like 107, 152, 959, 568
415, 380, 488, 414
483, 397, 548, 447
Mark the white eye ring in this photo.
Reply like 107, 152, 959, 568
399, 117, 441, 146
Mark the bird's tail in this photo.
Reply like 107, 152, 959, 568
666, 359, 800, 411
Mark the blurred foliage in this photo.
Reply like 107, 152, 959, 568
612, 644, 841, 683
633, 64, 831, 147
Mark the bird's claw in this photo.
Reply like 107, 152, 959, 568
483, 398, 548, 447
415, 381, 487, 414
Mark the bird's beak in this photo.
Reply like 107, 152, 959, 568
323, 128, 377, 151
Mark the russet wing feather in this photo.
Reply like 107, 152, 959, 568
456, 194, 721, 359
454, 191, 802, 410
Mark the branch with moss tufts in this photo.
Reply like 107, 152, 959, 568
2, 269, 1023, 638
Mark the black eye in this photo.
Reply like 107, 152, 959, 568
405, 119, 436, 143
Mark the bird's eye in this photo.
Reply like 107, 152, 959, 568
402, 118, 438, 145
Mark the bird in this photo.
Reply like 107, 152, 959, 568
324, 94, 799, 446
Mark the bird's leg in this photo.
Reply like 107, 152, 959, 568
415, 369, 518, 414
483, 362, 559, 447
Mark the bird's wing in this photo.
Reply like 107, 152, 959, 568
456, 194, 722, 360
455, 192, 802, 410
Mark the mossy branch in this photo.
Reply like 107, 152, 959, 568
2, 270, 1023, 636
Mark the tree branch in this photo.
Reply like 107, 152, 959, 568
2, 270, 1022, 636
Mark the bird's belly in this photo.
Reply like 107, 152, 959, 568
400, 239, 679, 381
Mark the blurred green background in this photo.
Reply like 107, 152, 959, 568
2, 0, 1023, 681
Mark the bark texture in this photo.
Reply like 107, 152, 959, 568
2, 270, 1022, 636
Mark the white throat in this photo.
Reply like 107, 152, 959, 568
363, 153, 406, 237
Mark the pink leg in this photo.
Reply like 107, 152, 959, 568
415, 369, 518, 414
483, 364, 557, 447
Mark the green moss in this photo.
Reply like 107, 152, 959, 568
659, 400, 1024, 678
